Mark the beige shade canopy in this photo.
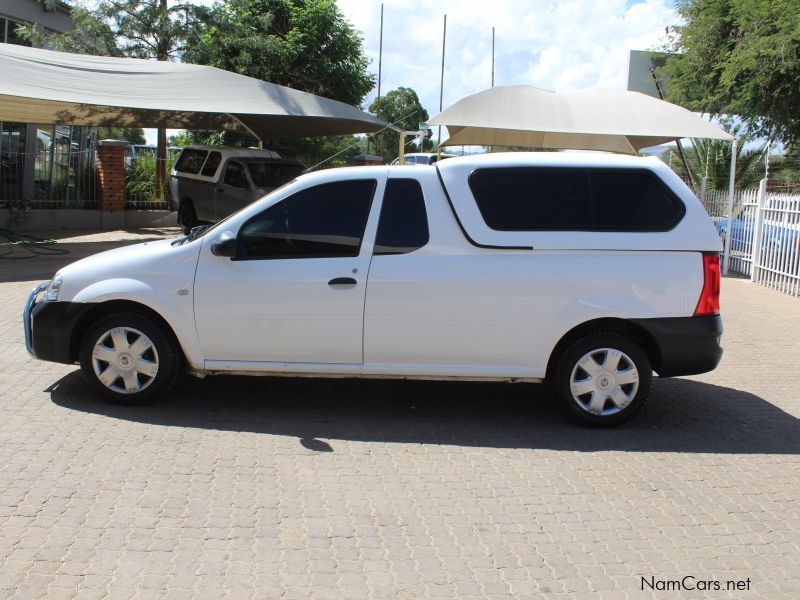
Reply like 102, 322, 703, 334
428, 85, 732, 154
0, 44, 392, 139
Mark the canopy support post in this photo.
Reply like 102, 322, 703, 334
722, 137, 737, 275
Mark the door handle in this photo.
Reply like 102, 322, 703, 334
328, 277, 357, 286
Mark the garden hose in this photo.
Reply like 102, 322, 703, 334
0, 228, 70, 259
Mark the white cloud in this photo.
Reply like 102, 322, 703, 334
337, 0, 677, 115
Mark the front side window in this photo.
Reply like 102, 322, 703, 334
469, 167, 684, 231
237, 179, 377, 259
223, 161, 248, 188
374, 179, 429, 255
201, 151, 222, 177
174, 149, 207, 174
248, 161, 305, 188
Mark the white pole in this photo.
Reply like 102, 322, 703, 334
750, 178, 767, 283
437, 14, 446, 160
722, 137, 737, 275
699, 176, 707, 206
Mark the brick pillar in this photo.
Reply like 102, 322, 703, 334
97, 140, 129, 216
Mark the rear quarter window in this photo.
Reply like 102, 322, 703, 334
468, 167, 685, 232
175, 149, 208, 174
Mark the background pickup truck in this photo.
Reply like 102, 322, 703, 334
170, 145, 305, 233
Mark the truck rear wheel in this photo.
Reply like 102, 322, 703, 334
79, 311, 181, 405
552, 332, 652, 426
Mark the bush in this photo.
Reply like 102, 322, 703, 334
125, 152, 174, 204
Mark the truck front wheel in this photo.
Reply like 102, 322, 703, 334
178, 200, 198, 234
79, 311, 181, 405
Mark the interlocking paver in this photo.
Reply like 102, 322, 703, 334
1, 228, 799, 598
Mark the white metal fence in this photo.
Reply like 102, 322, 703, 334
701, 179, 800, 297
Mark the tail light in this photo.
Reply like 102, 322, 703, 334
694, 253, 721, 316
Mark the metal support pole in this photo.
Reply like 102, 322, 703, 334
437, 14, 446, 159
699, 176, 707, 206
722, 137, 737, 275
750, 178, 767, 282
649, 68, 697, 193
376, 3, 384, 157
491, 27, 495, 87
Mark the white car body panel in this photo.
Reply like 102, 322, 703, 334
193, 170, 387, 363
56, 238, 205, 368
44, 153, 717, 381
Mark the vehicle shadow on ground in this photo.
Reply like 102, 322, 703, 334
49, 371, 800, 454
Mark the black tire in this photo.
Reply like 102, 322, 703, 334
79, 311, 182, 405
178, 200, 198, 235
551, 332, 652, 427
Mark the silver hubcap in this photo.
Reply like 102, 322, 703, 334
569, 348, 639, 416
91, 327, 159, 394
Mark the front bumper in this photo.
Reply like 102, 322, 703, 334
23, 283, 48, 356
631, 315, 724, 377
23, 285, 94, 364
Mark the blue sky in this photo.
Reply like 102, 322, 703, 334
337, 0, 680, 115
150, 0, 681, 144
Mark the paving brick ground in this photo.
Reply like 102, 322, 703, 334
1, 228, 799, 599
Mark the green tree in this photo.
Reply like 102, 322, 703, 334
368, 87, 430, 162
184, 0, 374, 107
662, 0, 800, 146
97, 127, 147, 146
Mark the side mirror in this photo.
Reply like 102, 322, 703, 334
211, 237, 237, 258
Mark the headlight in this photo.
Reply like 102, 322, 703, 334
43, 275, 63, 302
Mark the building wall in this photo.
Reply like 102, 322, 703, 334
0, 0, 74, 38
0, 1, 94, 220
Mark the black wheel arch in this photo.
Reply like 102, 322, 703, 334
69, 300, 185, 365
546, 317, 662, 380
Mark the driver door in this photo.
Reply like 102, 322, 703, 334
215, 160, 252, 220
194, 176, 384, 364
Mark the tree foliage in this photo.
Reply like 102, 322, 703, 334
368, 87, 430, 161
183, 0, 374, 107
97, 127, 147, 145
19, 1, 207, 60
662, 0, 800, 146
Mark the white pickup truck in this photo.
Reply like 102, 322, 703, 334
24, 152, 723, 426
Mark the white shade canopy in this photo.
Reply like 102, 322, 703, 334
428, 85, 732, 154
0, 44, 391, 139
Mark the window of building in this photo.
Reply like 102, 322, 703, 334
374, 179, 429, 255
1, 17, 33, 46
237, 180, 376, 259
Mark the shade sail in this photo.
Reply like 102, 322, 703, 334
0, 44, 391, 138
428, 85, 732, 154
